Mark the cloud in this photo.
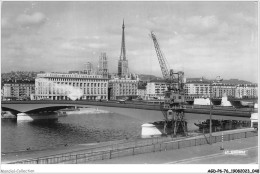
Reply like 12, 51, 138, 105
2, 17, 12, 29
16, 12, 46, 26
1, 17, 16, 38
60, 36, 108, 52
2, 12, 47, 38
187, 16, 218, 28
87, 43, 107, 49
60, 42, 85, 50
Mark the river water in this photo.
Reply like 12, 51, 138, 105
1, 109, 250, 153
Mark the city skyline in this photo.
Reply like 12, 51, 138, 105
1, 1, 258, 83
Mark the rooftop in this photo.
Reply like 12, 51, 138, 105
3, 80, 35, 84
37, 73, 104, 79
186, 81, 211, 84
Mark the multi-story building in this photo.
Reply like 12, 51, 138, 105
184, 81, 211, 99
2, 81, 35, 100
146, 80, 168, 100
137, 85, 146, 99
211, 83, 236, 98
35, 73, 108, 100
108, 75, 138, 100
235, 84, 258, 98
98, 52, 109, 78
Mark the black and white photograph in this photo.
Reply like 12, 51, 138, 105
1, 1, 259, 173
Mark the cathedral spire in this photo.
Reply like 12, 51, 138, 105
119, 19, 126, 60
118, 19, 128, 78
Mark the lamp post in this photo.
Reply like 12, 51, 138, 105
209, 80, 213, 145
209, 76, 220, 145
209, 97, 212, 145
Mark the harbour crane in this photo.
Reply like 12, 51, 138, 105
150, 32, 185, 93
150, 31, 187, 136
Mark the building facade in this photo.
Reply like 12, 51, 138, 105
146, 80, 168, 100
109, 76, 138, 100
211, 83, 236, 98
35, 73, 108, 100
235, 84, 258, 98
2, 81, 35, 100
137, 86, 146, 99
184, 81, 211, 99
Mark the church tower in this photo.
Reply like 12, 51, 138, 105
118, 20, 129, 78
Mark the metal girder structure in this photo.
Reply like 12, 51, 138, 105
171, 71, 185, 93
150, 32, 170, 80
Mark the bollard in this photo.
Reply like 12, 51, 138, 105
133, 147, 135, 155
109, 150, 112, 159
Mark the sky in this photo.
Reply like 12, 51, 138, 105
1, 1, 258, 83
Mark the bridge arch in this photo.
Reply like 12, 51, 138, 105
1, 102, 165, 121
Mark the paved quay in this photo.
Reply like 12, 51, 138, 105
1, 128, 257, 164
1, 139, 129, 164
87, 136, 258, 164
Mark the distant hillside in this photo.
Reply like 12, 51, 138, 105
187, 77, 254, 85
221, 79, 253, 85
138, 74, 163, 81
139, 76, 254, 85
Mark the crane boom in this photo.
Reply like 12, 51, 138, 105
150, 32, 170, 80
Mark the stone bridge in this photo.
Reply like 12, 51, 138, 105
1, 100, 253, 121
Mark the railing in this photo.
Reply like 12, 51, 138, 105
9, 130, 257, 164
